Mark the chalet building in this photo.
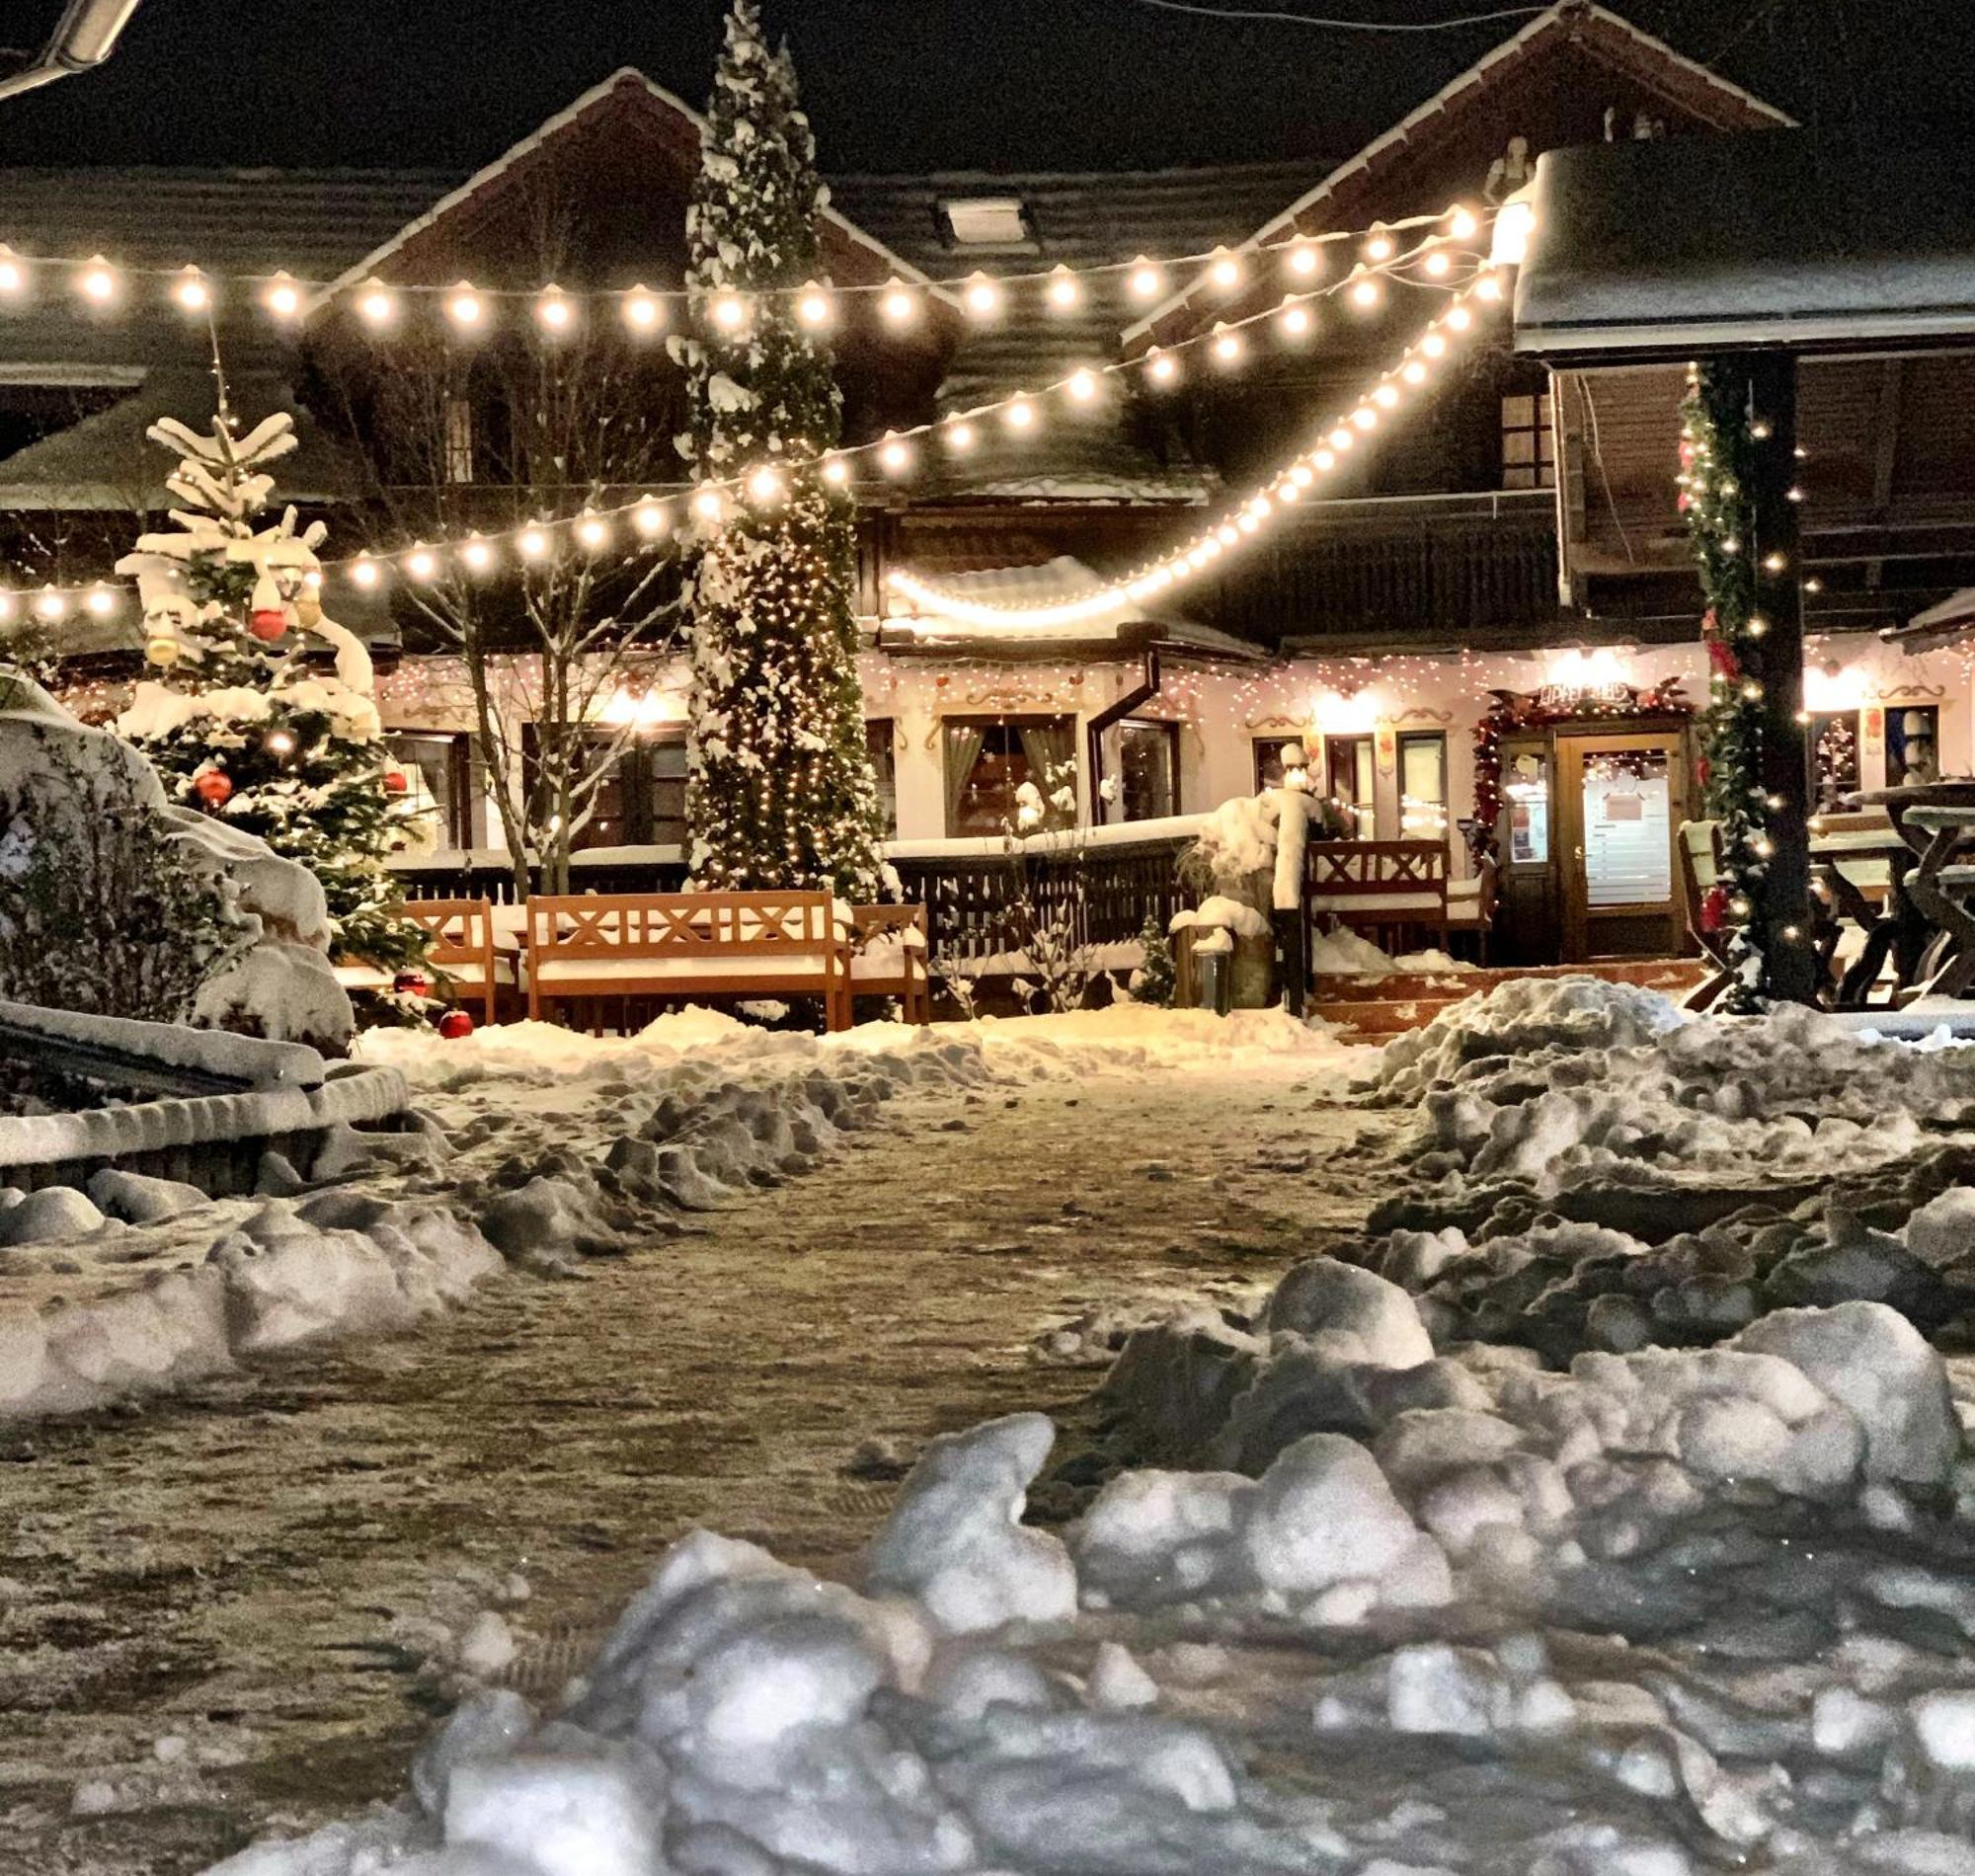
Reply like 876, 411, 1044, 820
2, 0, 1973, 965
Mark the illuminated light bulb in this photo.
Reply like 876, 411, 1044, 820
1751, 419, 1774, 440
172, 266, 210, 313
1286, 239, 1321, 278
1289, 464, 1314, 488
821, 454, 850, 486
1474, 272, 1504, 301
1793, 708, 1811, 726
1202, 536, 1224, 559
1804, 577, 1825, 593
1763, 551, 1788, 573
1207, 246, 1241, 290
1766, 793, 1785, 811
356, 278, 397, 327
460, 535, 495, 573
350, 555, 380, 589
77, 256, 118, 304
1351, 406, 1379, 431
1490, 197, 1535, 267
1215, 523, 1239, 547
1126, 256, 1164, 300
1445, 303, 1472, 332
1046, 264, 1080, 310
795, 280, 831, 327
1741, 679, 1763, 700
34, 587, 65, 621
1348, 273, 1382, 310
1401, 359, 1428, 386
575, 510, 610, 548
406, 547, 437, 581
84, 585, 116, 617
880, 278, 918, 325
1003, 396, 1035, 431
1781, 923, 1801, 942
1211, 322, 1243, 365
263, 271, 300, 319
708, 290, 749, 331
1248, 494, 1273, 519
1278, 478, 1303, 503
1237, 511, 1261, 534
691, 488, 728, 526
1146, 347, 1178, 385
1066, 367, 1098, 403
1748, 614, 1770, 637
516, 525, 551, 560
943, 420, 976, 454
0, 590, 13, 623
0, 247, 23, 295
1753, 835, 1775, 857
963, 270, 1002, 317
1278, 299, 1312, 339
1722, 534, 1741, 554
1364, 225, 1395, 263
266, 729, 296, 755
1448, 205, 1479, 241
1421, 331, 1448, 357
622, 284, 663, 332
1422, 248, 1452, 277
444, 281, 484, 328
633, 498, 669, 537
534, 285, 574, 332
1328, 426, 1354, 451
746, 466, 784, 505
1313, 448, 1336, 472
1786, 486, 1804, 503
879, 431, 912, 475
1373, 381, 1400, 408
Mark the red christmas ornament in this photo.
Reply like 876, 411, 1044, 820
437, 1008, 475, 1040
1676, 491, 1691, 513
1698, 884, 1731, 934
194, 770, 233, 808
384, 769, 410, 795
393, 971, 431, 997
1705, 637, 1741, 680
249, 607, 287, 642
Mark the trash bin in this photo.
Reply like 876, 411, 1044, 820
1195, 943, 1232, 1015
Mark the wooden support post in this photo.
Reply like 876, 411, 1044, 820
1744, 350, 1820, 1006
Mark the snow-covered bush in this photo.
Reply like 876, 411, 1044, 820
1130, 912, 1175, 1007
0, 726, 245, 1022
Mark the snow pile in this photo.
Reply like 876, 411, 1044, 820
1307, 926, 1478, 977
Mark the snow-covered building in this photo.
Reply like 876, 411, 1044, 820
4, 0, 1975, 966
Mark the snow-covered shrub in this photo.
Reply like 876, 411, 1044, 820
0, 721, 245, 1022
1130, 913, 1175, 1007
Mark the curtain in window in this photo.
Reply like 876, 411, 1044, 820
943, 724, 986, 832
1016, 721, 1074, 817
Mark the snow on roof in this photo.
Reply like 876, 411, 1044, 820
308, 68, 960, 316
1887, 586, 1975, 652
1122, 0, 1792, 351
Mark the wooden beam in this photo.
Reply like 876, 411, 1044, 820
1863, 358, 1906, 590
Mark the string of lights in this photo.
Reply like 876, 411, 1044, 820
2, 223, 1490, 620
0, 204, 1486, 335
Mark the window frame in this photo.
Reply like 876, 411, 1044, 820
1324, 734, 1377, 839
865, 717, 899, 836
1500, 389, 1555, 491
524, 725, 690, 851
383, 730, 475, 850
1115, 716, 1181, 823
942, 713, 1076, 837
1396, 730, 1449, 841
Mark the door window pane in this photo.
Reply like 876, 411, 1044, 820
646, 734, 687, 846
1117, 719, 1178, 821
1583, 750, 1671, 907
1398, 732, 1447, 840
1888, 705, 1940, 786
865, 720, 898, 835
1325, 735, 1375, 838
1253, 737, 1304, 792
1505, 749, 1550, 865
1809, 711, 1860, 808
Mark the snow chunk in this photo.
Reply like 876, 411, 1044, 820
1243, 1433, 1440, 1602
1262, 1257, 1434, 1368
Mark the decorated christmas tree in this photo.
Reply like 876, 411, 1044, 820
678, 0, 884, 899
115, 409, 426, 973
1815, 713, 1857, 808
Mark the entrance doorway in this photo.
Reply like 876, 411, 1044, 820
1555, 730, 1691, 960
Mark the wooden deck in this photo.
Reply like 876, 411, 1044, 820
1310, 958, 1708, 1036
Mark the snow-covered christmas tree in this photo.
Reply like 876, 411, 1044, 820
115, 409, 426, 972
678, 0, 884, 899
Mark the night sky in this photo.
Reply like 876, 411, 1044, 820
0, 0, 1966, 176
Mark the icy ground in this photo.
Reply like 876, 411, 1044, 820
0, 1006, 1372, 1874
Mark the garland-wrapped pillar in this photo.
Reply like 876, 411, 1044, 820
1680, 352, 1818, 1007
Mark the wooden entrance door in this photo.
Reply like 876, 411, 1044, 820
1556, 729, 1691, 960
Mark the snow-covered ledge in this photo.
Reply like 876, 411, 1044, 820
0, 1001, 411, 1184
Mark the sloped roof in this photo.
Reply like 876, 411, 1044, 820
1124, 0, 1790, 353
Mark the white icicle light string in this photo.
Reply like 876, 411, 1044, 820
886, 271, 1509, 629
0, 228, 1495, 619
0, 204, 1486, 333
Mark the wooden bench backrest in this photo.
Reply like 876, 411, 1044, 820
1304, 839, 1448, 899
850, 903, 928, 945
1677, 819, 1722, 899
403, 897, 494, 967
527, 892, 842, 959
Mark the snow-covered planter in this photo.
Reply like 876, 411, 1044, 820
1169, 896, 1274, 1009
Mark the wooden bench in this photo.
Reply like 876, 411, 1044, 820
848, 903, 931, 1024
525, 892, 853, 1032
403, 897, 510, 1028
1443, 854, 1497, 965
1304, 838, 1449, 950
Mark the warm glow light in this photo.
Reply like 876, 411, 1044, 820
535, 286, 574, 332
1490, 198, 1535, 267
622, 285, 663, 332
1351, 406, 1378, 430
1349, 274, 1381, 310
1003, 396, 1035, 431
1146, 348, 1178, 385
880, 278, 917, 325
263, 271, 300, 319
1448, 205, 1479, 241
1422, 249, 1452, 277
691, 488, 727, 526
632, 498, 669, 537
34, 588, 65, 621
1313, 448, 1335, 471
1446, 304, 1472, 331
1364, 227, 1395, 263
351, 556, 380, 588
461, 536, 495, 573
1328, 426, 1354, 451
963, 271, 1002, 317
795, 280, 832, 327
879, 431, 912, 474
85, 585, 116, 617
1278, 299, 1311, 338
1127, 257, 1164, 300
1286, 240, 1321, 278
1400, 359, 1428, 386
1421, 331, 1448, 357
746, 466, 784, 505
173, 267, 210, 313
1208, 247, 1241, 290
1066, 367, 1098, 403
356, 279, 397, 327
1474, 272, 1504, 301
267, 729, 295, 754
77, 257, 118, 303
577, 511, 610, 547
1212, 323, 1243, 364
821, 454, 851, 486
944, 420, 976, 453
709, 291, 749, 331
406, 547, 437, 581
1046, 264, 1080, 310
0, 591, 15, 622
1289, 464, 1313, 488
517, 526, 550, 560
0, 248, 23, 295
444, 282, 484, 329
1373, 381, 1400, 409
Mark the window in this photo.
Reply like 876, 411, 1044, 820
865, 719, 898, 836
1887, 704, 1940, 787
1398, 732, 1448, 840
1501, 391, 1554, 490
1324, 735, 1376, 838
1116, 719, 1179, 822
1253, 737, 1308, 793
1809, 711, 1860, 808
383, 732, 473, 851
443, 396, 476, 484
940, 195, 1032, 248
540, 730, 688, 851
943, 717, 1074, 837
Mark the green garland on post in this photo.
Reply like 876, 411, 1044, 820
1678, 363, 1776, 1007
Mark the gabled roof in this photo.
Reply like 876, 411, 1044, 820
310, 67, 961, 315
1123, 0, 1790, 353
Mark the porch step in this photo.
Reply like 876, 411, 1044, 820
1903, 807, 1975, 830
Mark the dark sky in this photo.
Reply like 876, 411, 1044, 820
0, 0, 1966, 176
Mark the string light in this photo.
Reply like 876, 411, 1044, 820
1286, 240, 1321, 278
351, 554, 380, 588
880, 278, 917, 325
744, 466, 783, 505
1127, 257, 1164, 300
1046, 264, 1080, 310
1348, 272, 1382, 310
84, 585, 116, 617
1066, 367, 1098, 403
1212, 323, 1244, 365
821, 454, 851, 485
1448, 205, 1479, 242
708, 291, 750, 332
963, 271, 1003, 318
795, 280, 832, 328
534, 285, 574, 333
576, 510, 611, 547
0, 247, 23, 295
944, 421, 976, 454
1146, 347, 1179, 385
1003, 396, 1036, 431
1278, 299, 1312, 339
406, 546, 438, 581
632, 497, 670, 538
443, 281, 484, 329
172, 267, 210, 313
357, 278, 397, 327
264, 271, 301, 320
690, 488, 727, 526
77, 257, 118, 304
1208, 247, 1242, 290
516, 525, 550, 560
1364, 226, 1395, 263
622, 285, 664, 332
460, 534, 495, 574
